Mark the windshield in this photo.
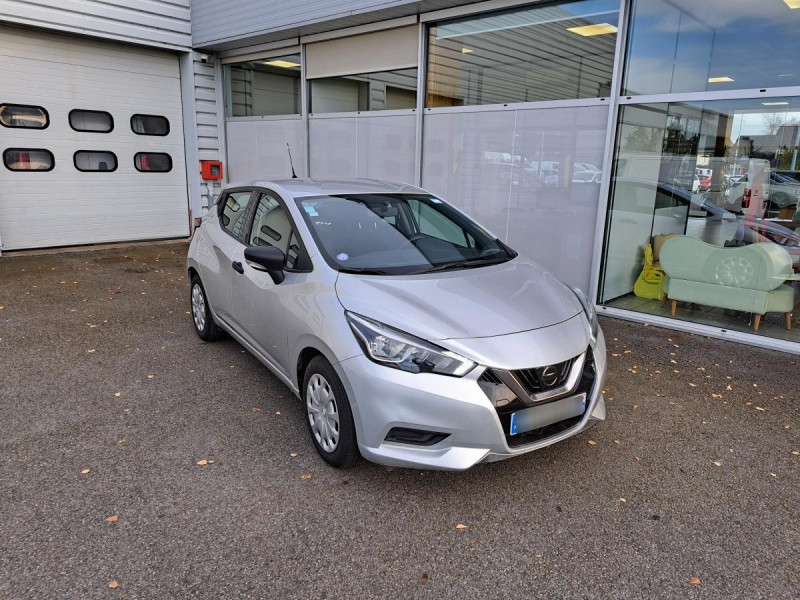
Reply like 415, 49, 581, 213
296, 193, 515, 274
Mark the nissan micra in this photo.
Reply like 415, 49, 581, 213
187, 179, 606, 470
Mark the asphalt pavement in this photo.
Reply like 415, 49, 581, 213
0, 241, 797, 599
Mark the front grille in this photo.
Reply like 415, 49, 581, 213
513, 358, 574, 395
479, 348, 596, 448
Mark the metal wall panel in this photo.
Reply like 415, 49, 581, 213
226, 119, 307, 181
422, 105, 610, 291
0, 0, 191, 49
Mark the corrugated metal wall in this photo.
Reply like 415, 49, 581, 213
192, 0, 418, 47
191, 52, 225, 209
0, 0, 191, 49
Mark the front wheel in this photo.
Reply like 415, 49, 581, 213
302, 356, 359, 468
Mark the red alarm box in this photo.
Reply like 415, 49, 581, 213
200, 160, 223, 180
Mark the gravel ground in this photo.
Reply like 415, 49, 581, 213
0, 241, 797, 600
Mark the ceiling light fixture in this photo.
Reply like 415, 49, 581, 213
762, 101, 790, 106
708, 76, 734, 83
263, 60, 300, 68
783, 0, 800, 9
567, 23, 618, 36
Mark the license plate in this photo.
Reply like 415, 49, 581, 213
509, 393, 587, 435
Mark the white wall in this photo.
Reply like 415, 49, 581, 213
0, 0, 191, 49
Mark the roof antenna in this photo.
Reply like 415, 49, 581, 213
286, 143, 298, 179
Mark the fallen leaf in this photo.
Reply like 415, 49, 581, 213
80, 469, 91, 475
87, 349, 96, 353
455, 523, 470, 529
252, 407, 261, 412
147, 374, 155, 379
613, 440, 620, 444
619, 497, 626, 502
300, 474, 312, 480
688, 383, 697, 387
113, 392, 121, 398
109, 580, 119, 589
770, 473, 777, 477
290, 452, 298, 457
106, 515, 119, 523
711, 393, 723, 399
711, 461, 722, 467
196, 459, 209, 466
726, 385, 733, 391
792, 451, 799, 456
275, 411, 281, 415
588, 440, 597, 445
755, 407, 766, 412
690, 577, 701, 585
611, 353, 622, 357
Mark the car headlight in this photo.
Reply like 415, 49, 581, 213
346, 313, 476, 377
568, 285, 599, 339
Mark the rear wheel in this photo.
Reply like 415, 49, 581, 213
190, 275, 225, 342
302, 356, 359, 468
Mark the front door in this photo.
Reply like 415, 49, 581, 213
230, 189, 308, 376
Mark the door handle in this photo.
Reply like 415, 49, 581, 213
232, 261, 244, 274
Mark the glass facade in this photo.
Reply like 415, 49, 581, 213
218, 1, 800, 350
426, 0, 619, 107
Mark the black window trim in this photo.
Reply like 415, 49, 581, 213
133, 152, 173, 173
130, 113, 170, 136
73, 150, 118, 173
3, 147, 55, 172
68, 109, 114, 133
218, 187, 257, 243
244, 186, 313, 273
0, 103, 50, 129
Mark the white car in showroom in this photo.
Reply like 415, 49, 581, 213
187, 179, 606, 470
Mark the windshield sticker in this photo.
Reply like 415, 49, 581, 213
336, 253, 349, 261
303, 205, 319, 217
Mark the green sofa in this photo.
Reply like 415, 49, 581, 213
660, 236, 794, 331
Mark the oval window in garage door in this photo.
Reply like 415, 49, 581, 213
69, 110, 114, 133
0, 104, 49, 129
134, 152, 172, 172
130, 114, 169, 136
3, 148, 54, 171
74, 150, 117, 172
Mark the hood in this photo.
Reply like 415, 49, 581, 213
335, 258, 583, 341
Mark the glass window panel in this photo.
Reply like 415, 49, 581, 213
69, 110, 113, 133
3, 148, 54, 171
309, 69, 418, 113
134, 152, 172, 172
600, 98, 800, 343
225, 54, 302, 117
74, 151, 117, 172
220, 190, 253, 239
426, 0, 619, 107
131, 114, 170, 136
624, 0, 800, 96
0, 104, 49, 129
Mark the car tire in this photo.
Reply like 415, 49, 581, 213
190, 275, 225, 342
302, 356, 359, 468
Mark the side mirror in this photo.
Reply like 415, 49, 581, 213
244, 246, 285, 284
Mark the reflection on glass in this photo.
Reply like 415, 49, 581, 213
624, 0, 800, 95
426, 0, 619, 107
0, 104, 48, 129
69, 110, 113, 133
3, 148, 54, 171
309, 69, 418, 113
225, 54, 302, 117
601, 97, 800, 342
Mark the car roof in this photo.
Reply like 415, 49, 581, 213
225, 178, 427, 198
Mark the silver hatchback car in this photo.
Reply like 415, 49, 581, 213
187, 179, 606, 470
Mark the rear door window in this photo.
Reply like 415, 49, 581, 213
220, 190, 255, 240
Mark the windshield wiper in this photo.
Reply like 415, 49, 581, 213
338, 267, 396, 275
409, 256, 510, 275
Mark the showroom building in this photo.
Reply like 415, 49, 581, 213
2, 0, 800, 354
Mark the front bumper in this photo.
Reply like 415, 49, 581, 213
334, 327, 607, 471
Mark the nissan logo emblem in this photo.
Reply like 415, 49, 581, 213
540, 365, 560, 387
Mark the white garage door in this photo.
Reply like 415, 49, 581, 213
0, 25, 189, 251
